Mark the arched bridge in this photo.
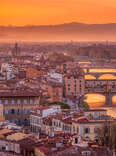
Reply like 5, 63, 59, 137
83, 67, 116, 79
85, 79, 116, 106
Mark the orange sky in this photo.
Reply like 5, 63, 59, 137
0, 0, 116, 26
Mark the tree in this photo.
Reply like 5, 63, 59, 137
82, 102, 90, 111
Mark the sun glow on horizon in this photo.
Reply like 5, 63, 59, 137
1, 0, 116, 26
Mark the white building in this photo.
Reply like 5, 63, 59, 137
37, 105, 61, 118
48, 71, 63, 83
1, 63, 15, 80
30, 105, 62, 133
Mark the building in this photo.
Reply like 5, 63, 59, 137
34, 135, 112, 156
0, 104, 5, 121
48, 71, 63, 83
84, 109, 107, 120
30, 105, 61, 133
0, 129, 38, 156
72, 119, 104, 141
26, 66, 47, 79
0, 127, 112, 156
63, 71, 85, 98
30, 106, 113, 142
0, 89, 40, 125
1, 63, 15, 80
61, 61, 79, 73
18, 70, 26, 79
12, 43, 21, 64
47, 81, 63, 102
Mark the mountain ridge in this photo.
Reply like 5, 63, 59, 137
0, 22, 116, 41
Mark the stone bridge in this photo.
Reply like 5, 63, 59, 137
83, 67, 116, 79
85, 79, 116, 106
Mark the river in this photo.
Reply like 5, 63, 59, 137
84, 68, 116, 117
85, 93, 116, 117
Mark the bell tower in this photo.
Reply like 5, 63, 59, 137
12, 43, 21, 63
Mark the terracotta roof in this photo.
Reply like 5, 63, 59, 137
0, 89, 40, 97
72, 119, 105, 124
37, 146, 52, 154
85, 109, 106, 112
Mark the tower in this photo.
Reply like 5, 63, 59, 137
12, 43, 21, 63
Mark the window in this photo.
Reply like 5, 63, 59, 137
0, 99, 2, 104
27, 109, 30, 114
4, 110, 8, 114
77, 128, 79, 133
30, 99, 33, 104
8, 110, 11, 114
24, 99, 27, 104
84, 127, 90, 134
63, 125, 65, 130
11, 99, 15, 105
75, 138, 78, 144
94, 112, 99, 118
18, 109, 22, 114
82, 151, 91, 156
54, 121, 56, 126
25, 109, 30, 114
5, 99, 8, 105
17, 109, 20, 114
11, 109, 15, 114
94, 127, 100, 134
17, 99, 21, 104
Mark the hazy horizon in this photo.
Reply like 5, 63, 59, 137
1, 21, 116, 27
0, 22, 116, 42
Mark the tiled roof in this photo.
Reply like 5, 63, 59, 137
0, 89, 40, 97
84, 109, 106, 112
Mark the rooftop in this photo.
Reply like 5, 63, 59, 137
84, 109, 107, 112
6, 132, 32, 141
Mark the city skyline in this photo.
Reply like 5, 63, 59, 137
1, 0, 116, 26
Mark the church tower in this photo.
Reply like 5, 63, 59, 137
12, 43, 21, 63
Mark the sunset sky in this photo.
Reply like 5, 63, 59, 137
0, 0, 116, 26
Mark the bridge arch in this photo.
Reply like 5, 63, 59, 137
98, 74, 116, 80
112, 95, 116, 106
85, 74, 96, 80
84, 93, 105, 108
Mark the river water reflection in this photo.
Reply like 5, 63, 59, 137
85, 94, 116, 117
84, 68, 116, 117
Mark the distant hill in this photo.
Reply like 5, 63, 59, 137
0, 22, 116, 41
